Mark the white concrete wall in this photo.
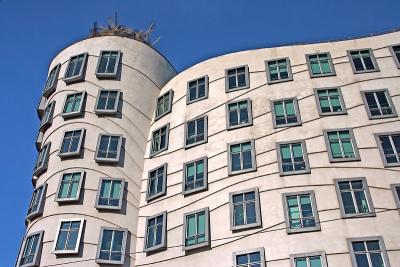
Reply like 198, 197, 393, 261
136, 31, 400, 266
23, 36, 176, 267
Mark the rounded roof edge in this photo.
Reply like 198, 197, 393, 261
48, 35, 177, 74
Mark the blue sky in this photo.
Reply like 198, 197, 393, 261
0, 0, 399, 265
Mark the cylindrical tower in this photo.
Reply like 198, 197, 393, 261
18, 34, 176, 267
135, 30, 400, 266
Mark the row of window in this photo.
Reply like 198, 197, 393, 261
26, 175, 125, 221
42, 51, 121, 98
17, 224, 128, 266
150, 87, 397, 157
153, 45, 400, 122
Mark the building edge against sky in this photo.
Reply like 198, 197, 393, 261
17, 28, 400, 266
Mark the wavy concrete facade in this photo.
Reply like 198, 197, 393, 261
18, 30, 400, 267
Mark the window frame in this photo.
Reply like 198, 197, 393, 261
290, 251, 328, 267
94, 133, 123, 163
271, 97, 302, 128
61, 91, 86, 119
146, 163, 168, 201
33, 142, 51, 177
225, 98, 253, 130
374, 131, 400, 167
390, 183, 400, 211
96, 227, 128, 265
229, 188, 262, 231
347, 236, 391, 267
227, 139, 257, 176
35, 131, 43, 151
314, 87, 347, 116
94, 89, 121, 115
184, 115, 208, 149
334, 177, 375, 219
150, 123, 170, 157
43, 64, 61, 97
95, 50, 121, 78
58, 128, 85, 158
39, 100, 55, 131
52, 218, 85, 254
183, 157, 208, 195
154, 90, 173, 121
37, 96, 46, 119
305, 52, 336, 78
389, 44, 400, 69
276, 140, 311, 176
225, 65, 250, 92
265, 57, 293, 84
232, 247, 266, 267
282, 190, 320, 234
186, 75, 209, 104
55, 171, 85, 203
361, 89, 397, 119
347, 48, 380, 74
63, 52, 88, 84
17, 230, 44, 267
323, 128, 361, 162
143, 211, 167, 253
182, 207, 210, 251
26, 183, 47, 220
95, 177, 125, 210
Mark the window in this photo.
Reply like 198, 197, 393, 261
233, 248, 266, 267
225, 65, 250, 92
53, 218, 84, 254
33, 142, 51, 177
290, 251, 328, 267
95, 134, 123, 163
271, 98, 301, 128
37, 96, 46, 119
266, 57, 293, 84
183, 157, 208, 195
155, 90, 173, 120
26, 183, 47, 220
146, 164, 167, 201
314, 87, 347, 116
144, 211, 167, 252
348, 237, 391, 267
95, 178, 125, 210
185, 116, 207, 148
306, 53, 335, 78
17, 231, 44, 267
347, 49, 379, 74
283, 191, 320, 234
389, 45, 400, 68
277, 140, 310, 176
61, 91, 85, 118
58, 129, 85, 158
361, 89, 397, 119
96, 227, 128, 265
324, 129, 360, 162
43, 64, 60, 97
39, 101, 55, 130
335, 178, 375, 218
187, 76, 208, 104
35, 131, 43, 151
96, 50, 121, 78
183, 207, 210, 250
375, 132, 400, 167
150, 124, 169, 157
228, 140, 256, 175
55, 171, 84, 202
94, 89, 120, 115
63, 53, 88, 83
391, 184, 400, 210
230, 188, 261, 231
226, 99, 253, 129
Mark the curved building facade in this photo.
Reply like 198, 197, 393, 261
17, 30, 400, 267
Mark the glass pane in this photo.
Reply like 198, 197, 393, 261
311, 62, 321, 75
237, 254, 248, 265
112, 231, 124, 251
66, 230, 78, 250
197, 212, 206, 234
310, 256, 322, 267
341, 191, 356, 214
274, 102, 284, 116
242, 150, 253, 169
355, 254, 370, 267
187, 215, 196, 237
246, 202, 257, 224
98, 55, 108, 73
352, 241, 366, 252
234, 204, 244, 225
354, 191, 369, 213
110, 181, 121, 199
101, 230, 113, 250
100, 180, 111, 198
367, 241, 381, 251
370, 253, 385, 267
295, 258, 307, 267
285, 101, 295, 115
